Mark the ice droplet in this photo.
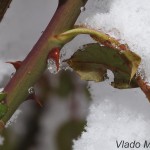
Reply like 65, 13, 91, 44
28, 87, 34, 94
47, 59, 58, 74
80, 6, 86, 12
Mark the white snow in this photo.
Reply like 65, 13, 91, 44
73, 81, 150, 150
74, 1, 150, 149
73, 99, 150, 150
78, 0, 150, 82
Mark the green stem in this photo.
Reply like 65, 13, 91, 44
56, 27, 123, 47
0, 0, 87, 131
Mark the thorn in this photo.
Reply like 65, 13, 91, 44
33, 94, 43, 107
6, 61, 22, 70
28, 94, 43, 107
48, 48, 60, 71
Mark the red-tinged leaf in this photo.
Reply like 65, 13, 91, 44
48, 48, 60, 71
65, 43, 141, 89
6, 61, 22, 70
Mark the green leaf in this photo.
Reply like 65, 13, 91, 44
65, 43, 141, 89
0, 104, 8, 119
56, 119, 86, 150
0, 92, 7, 102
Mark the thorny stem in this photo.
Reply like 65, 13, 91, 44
0, 0, 88, 131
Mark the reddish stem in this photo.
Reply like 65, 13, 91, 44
0, 0, 87, 129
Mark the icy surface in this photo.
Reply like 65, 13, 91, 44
47, 59, 58, 74
78, 0, 150, 82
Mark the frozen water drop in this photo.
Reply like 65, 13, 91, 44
47, 59, 58, 74
80, 6, 86, 12
28, 87, 34, 94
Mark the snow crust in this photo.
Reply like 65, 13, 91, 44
73, 82, 150, 150
73, 99, 150, 150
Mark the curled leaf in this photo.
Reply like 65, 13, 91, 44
65, 43, 141, 89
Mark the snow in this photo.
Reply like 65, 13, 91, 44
73, 99, 150, 150
78, 0, 150, 82
74, 1, 150, 149
73, 81, 150, 150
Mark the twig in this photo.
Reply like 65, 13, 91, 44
0, 0, 87, 131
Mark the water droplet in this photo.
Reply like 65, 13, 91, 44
48, 48, 60, 71
47, 59, 58, 74
80, 6, 86, 12
28, 87, 34, 94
